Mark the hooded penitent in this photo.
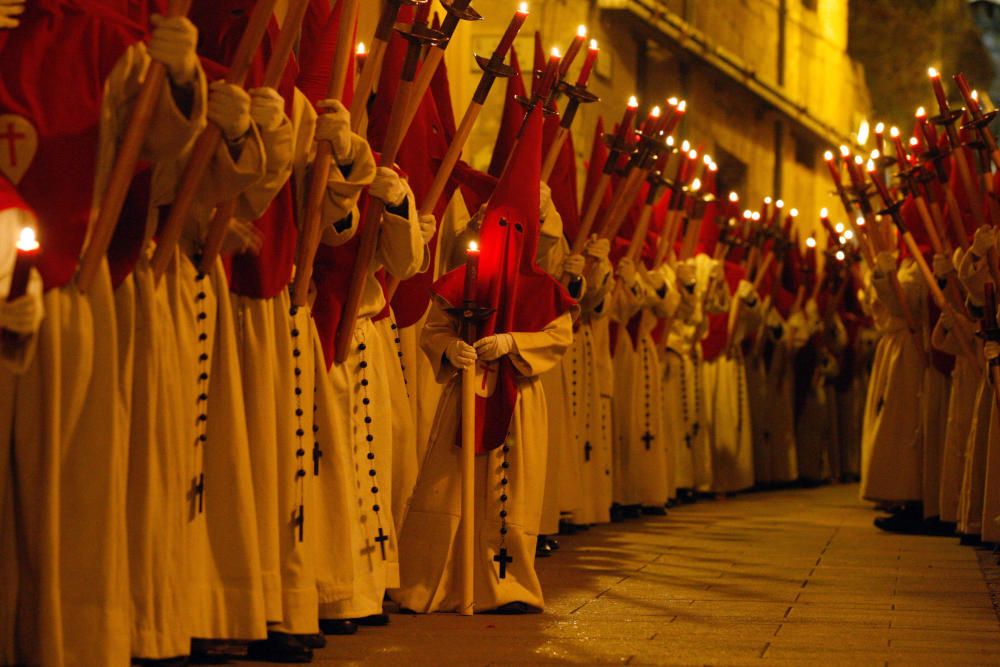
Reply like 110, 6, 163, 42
431, 104, 575, 453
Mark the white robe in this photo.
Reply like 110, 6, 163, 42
392, 303, 574, 613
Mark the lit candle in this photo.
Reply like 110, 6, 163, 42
463, 239, 480, 305
915, 106, 938, 149
662, 99, 686, 137
534, 47, 562, 101
953, 73, 982, 117
867, 159, 894, 207
356, 42, 367, 74
639, 105, 661, 137
928, 67, 949, 114
848, 155, 865, 189
614, 96, 639, 145
3, 226, 39, 343
575, 39, 599, 87
874, 122, 885, 154
495, 3, 530, 60
890, 126, 908, 165
824, 150, 843, 189
559, 24, 587, 78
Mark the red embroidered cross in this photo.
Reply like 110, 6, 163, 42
0, 122, 26, 167
478, 361, 497, 391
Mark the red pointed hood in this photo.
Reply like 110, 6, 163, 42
701, 261, 746, 361
582, 118, 609, 215
488, 45, 527, 178
543, 106, 579, 243
432, 105, 575, 453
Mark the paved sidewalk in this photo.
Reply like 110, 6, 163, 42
307, 484, 1000, 665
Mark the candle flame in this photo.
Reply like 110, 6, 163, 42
854, 155, 864, 166
836, 250, 846, 261
627, 95, 639, 108
356, 42, 366, 55
666, 135, 675, 146
915, 106, 926, 118
857, 119, 870, 145
866, 159, 876, 172
806, 236, 817, 248
875, 122, 885, 134
677, 100, 687, 112
824, 150, 835, 161
909, 136, 920, 146
776, 199, 785, 209
820, 208, 829, 218
751, 212, 761, 221
856, 216, 866, 227
468, 240, 479, 252
870, 149, 880, 160
973, 89, 980, 101
844, 229, 855, 240
688, 149, 698, 160
550, 47, 561, 58
681, 139, 690, 152
16, 226, 38, 252
703, 154, 713, 166
651, 105, 662, 118
577, 24, 588, 38
835, 222, 845, 233
518, 2, 529, 14
690, 178, 702, 192
839, 145, 851, 157
764, 196, 773, 205
890, 126, 900, 138
790, 208, 799, 217
729, 192, 739, 202
743, 210, 752, 219
667, 96, 678, 106
928, 66, 939, 78
589, 39, 598, 50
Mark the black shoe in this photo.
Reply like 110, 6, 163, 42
318, 619, 358, 635
133, 657, 189, 667
610, 504, 626, 522
546, 537, 560, 551
558, 521, 580, 535
623, 505, 642, 519
535, 535, 552, 558
873, 513, 950, 536
351, 613, 389, 627
296, 634, 325, 650
188, 639, 235, 665
245, 632, 312, 663
641, 505, 667, 516
486, 601, 542, 615
960, 533, 983, 547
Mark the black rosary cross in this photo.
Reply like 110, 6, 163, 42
684, 433, 692, 449
296, 504, 304, 543
493, 547, 513, 579
375, 527, 389, 560
313, 444, 323, 476
641, 431, 655, 451
583, 441, 592, 462
189, 473, 205, 514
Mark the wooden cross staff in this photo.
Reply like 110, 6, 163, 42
77, 0, 193, 293
291, 0, 361, 308
149, 0, 279, 282
198, 0, 312, 274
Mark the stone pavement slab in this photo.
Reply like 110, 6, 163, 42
290, 484, 1000, 665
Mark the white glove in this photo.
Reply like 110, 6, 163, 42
805, 298, 819, 322
986, 340, 1000, 363
562, 253, 585, 278
221, 218, 264, 257
736, 279, 757, 304
149, 14, 199, 86
584, 236, 609, 261
445, 339, 477, 369
418, 214, 436, 245
617, 257, 636, 284
0, 0, 25, 29
675, 261, 696, 289
248, 87, 286, 132
474, 333, 515, 361
370, 167, 408, 208
0, 267, 43, 335
972, 226, 997, 258
932, 252, 954, 278
315, 99, 354, 163
539, 181, 553, 220
875, 250, 897, 276
208, 81, 251, 141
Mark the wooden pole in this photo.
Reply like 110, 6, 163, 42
333, 34, 426, 364
150, 0, 279, 282
540, 127, 569, 182
291, 0, 362, 308
349, 0, 405, 132
77, 0, 193, 292
459, 360, 476, 615
198, 0, 311, 274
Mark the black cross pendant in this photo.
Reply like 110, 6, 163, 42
493, 547, 513, 579
641, 431, 655, 451
684, 433, 692, 449
313, 444, 323, 476
190, 473, 205, 514
296, 504, 304, 543
375, 527, 389, 560
583, 441, 592, 462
